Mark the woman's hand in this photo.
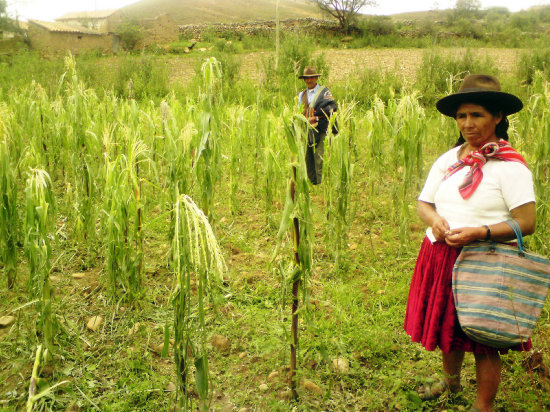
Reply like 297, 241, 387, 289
417, 200, 449, 242
445, 226, 486, 247
431, 216, 451, 242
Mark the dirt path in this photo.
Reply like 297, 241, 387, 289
165, 47, 525, 85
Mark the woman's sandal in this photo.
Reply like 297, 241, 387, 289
416, 379, 448, 400
416, 379, 462, 401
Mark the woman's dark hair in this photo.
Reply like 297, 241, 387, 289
452, 99, 509, 147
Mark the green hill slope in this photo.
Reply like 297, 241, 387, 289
121, 0, 323, 24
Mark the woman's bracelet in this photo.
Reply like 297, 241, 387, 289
483, 225, 491, 240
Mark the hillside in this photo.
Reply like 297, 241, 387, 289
387, 9, 451, 22
121, 0, 323, 24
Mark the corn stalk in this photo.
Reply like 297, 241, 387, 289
102, 139, 149, 301
0, 140, 19, 288
388, 93, 425, 247
171, 193, 226, 411
519, 72, 550, 255
275, 111, 313, 399
24, 168, 56, 361
323, 104, 355, 271
61, 54, 101, 260
194, 57, 223, 218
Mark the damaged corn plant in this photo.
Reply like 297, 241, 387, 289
102, 138, 150, 302
323, 102, 355, 271
273, 110, 313, 399
24, 168, 56, 361
171, 193, 226, 411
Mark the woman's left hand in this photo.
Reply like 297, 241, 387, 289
445, 226, 486, 247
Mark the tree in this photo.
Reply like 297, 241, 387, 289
0, 0, 9, 31
311, 0, 376, 33
454, 0, 481, 18
116, 20, 144, 51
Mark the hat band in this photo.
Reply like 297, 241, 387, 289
457, 87, 501, 94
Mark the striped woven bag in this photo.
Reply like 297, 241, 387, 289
452, 220, 550, 348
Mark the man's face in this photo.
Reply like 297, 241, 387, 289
304, 76, 318, 90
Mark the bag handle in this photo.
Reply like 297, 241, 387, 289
504, 219, 525, 256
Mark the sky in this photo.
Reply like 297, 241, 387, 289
5, 0, 550, 22
369, 0, 550, 15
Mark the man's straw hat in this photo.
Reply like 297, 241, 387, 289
436, 74, 523, 117
299, 66, 321, 79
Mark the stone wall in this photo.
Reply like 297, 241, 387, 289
179, 18, 339, 40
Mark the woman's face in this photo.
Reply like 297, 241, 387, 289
456, 103, 503, 149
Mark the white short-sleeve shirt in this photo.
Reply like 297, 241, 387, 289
418, 145, 535, 242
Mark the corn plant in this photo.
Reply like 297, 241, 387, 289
201, 57, 223, 107
519, 72, 550, 254
275, 111, 313, 399
323, 104, 355, 271
161, 98, 196, 244
250, 92, 267, 194
26, 344, 69, 412
171, 193, 226, 411
265, 113, 289, 227
363, 97, 390, 173
102, 139, 149, 301
24, 168, 56, 360
62, 55, 102, 258
7, 82, 52, 171
0, 140, 19, 289
224, 105, 247, 215
194, 58, 223, 218
387, 93, 425, 246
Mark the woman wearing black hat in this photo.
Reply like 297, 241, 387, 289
404, 74, 536, 412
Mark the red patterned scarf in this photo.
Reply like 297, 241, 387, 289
444, 140, 528, 199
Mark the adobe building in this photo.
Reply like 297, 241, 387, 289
27, 20, 120, 55
55, 9, 125, 33
27, 8, 178, 54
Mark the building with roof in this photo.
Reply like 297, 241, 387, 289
27, 8, 178, 54
27, 19, 120, 55
55, 9, 125, 33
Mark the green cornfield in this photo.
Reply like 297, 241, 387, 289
0, 51, 549, 411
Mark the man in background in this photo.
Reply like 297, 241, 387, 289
298, 66, 338, 185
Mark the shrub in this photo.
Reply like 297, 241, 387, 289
117, 21, 145, 51
415, 49, 497, 105
517, 48, 550, 84
448, 18, 485, 39
510, 13, 538, 32
334, 67, 405, 106
213, 38, 241, 54
358, 16, 396, 36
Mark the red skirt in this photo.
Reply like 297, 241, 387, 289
404, 237, 532, 354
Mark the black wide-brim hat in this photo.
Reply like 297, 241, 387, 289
436, 74, 523, 117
